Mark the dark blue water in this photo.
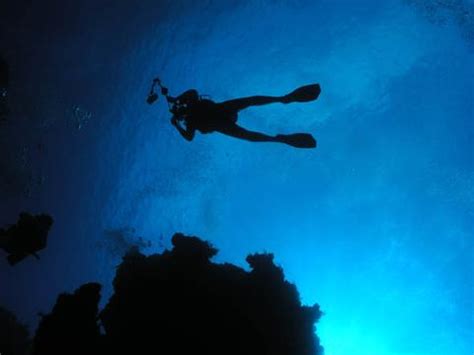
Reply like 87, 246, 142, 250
0, 1, 473, 353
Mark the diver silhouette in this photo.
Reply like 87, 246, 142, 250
147, 79, 321, 148
0, 213, 53, 265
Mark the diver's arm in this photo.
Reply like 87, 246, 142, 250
171, 117, 195, 141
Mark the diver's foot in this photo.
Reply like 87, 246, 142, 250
275, 133, 317, 148
281, 84, 321, 104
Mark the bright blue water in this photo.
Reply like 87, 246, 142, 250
0, 1, 472, 354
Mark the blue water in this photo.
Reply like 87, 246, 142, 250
0, 1, 473, 354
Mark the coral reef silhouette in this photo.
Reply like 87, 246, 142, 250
0, 306, 30, 355
32, 283, 102, 355
29, 233, 323, 355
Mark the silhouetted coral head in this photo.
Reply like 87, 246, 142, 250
171, 232, 218, 261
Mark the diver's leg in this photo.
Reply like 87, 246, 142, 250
217, 124, 280, 143
219, 95, 285, 112
219, 83, 321, 112
217, 124, 316, 148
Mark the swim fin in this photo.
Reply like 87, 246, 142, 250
276, 133, 317, 148
282, 84, 321, 103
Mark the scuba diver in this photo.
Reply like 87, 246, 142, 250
0, 213, 53, 265
147, 79, 321, 148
